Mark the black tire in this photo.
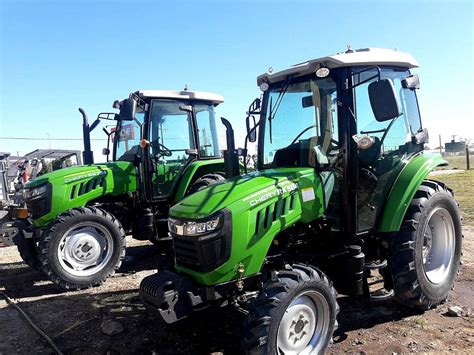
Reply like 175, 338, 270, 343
242, 264, 339, 355
38, 207, 126, 290
14, 235, 40, 270
388, 180, 462, 309
187, 173, 225, 195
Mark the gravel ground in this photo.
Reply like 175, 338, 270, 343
1, 227, 473, 354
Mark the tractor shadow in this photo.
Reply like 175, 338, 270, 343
332, 295, 423, 343
0, 243, 163, 299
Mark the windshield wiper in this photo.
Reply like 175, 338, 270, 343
267, 75, 294, 143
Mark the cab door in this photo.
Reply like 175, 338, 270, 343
352, 68, 423, 232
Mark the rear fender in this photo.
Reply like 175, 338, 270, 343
172, 159, 225, 203
377, 152, 447, 232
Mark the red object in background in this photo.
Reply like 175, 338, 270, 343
110, 124, 134, 143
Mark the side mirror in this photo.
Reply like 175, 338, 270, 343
368, 79, 401, 122
119, 98, 136, 121
246, 115, 257, 143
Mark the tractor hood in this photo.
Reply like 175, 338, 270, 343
170, 167, 322, 220
170, 167, 327, 285
25, 161, 137, 193
24, 161, 138, 227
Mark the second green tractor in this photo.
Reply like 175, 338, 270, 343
1, 89, 228, 289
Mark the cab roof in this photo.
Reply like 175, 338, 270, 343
135, 90, 224, 105
257, 47, 419, 85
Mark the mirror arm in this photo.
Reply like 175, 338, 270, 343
89, 118, 101, 132
133, 116, 143, 128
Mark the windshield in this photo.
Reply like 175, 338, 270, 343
262, 76, 338, 167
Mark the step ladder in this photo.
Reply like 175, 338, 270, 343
364, 259, 395, 302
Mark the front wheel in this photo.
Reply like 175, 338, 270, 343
388, 180, 462, 309
243, 264, 338, 354
38, 207, 126, 290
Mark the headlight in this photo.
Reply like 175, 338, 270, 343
169, 213, 223, 236
23, 184, 48, 199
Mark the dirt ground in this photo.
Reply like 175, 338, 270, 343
1, 226, 473, 354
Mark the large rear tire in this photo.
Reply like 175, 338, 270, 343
187, 173, 225, 195
243, 264, 338, 354
38, 207, 126, 290
388, 180, 462, 309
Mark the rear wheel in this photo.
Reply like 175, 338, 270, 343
388, 180, 462, 309
187, 173, 225, 195
243, 264, 338, 354
39, 207, 126, 290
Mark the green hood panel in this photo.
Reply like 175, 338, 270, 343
28, 161, 137, 226
171, 167, 327, 285
171, 168, 323, 219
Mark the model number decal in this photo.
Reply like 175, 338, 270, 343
65, 170, 107, 183
244, 182, 298, 207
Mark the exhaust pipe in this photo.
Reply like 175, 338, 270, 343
79, 108, 94, 164
220, 117, 239, 178
79, 108, 101, 165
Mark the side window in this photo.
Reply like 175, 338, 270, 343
115, 112, 144, 162
354, 68, 418, 157
195, 105, 219, 157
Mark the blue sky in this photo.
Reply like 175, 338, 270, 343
1, 0, 473, 159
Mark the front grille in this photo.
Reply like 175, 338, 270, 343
174, 237, 200, 267
172, 210, 232, 273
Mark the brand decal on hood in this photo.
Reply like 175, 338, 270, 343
243, 180, 298, 207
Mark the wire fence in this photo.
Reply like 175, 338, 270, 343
441, 149, 473, 170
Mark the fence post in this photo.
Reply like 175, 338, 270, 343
466, 146, 470, 170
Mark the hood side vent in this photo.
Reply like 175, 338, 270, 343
255, 193, 297, 236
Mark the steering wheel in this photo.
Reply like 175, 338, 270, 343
150, 141, 172, 157
290, 125, 316, 145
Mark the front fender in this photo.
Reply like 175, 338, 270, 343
377, 152, 447, 232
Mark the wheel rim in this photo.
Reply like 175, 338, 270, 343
422, 207, 455, 284
57, 222, 114, 277
277, 290, 330, 354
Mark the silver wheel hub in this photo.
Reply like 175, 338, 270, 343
277, 291, 330, 354
58, 224, 113, 277
422, 207, 455, 284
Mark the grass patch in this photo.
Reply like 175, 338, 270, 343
440, 154, 473, 170
428, 169, 474, 225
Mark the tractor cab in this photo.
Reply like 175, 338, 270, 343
110, 90, 223, 200
247, 47, 427, 235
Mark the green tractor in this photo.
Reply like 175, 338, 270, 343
140, 48, 463, 353
1, 89, 228, 290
